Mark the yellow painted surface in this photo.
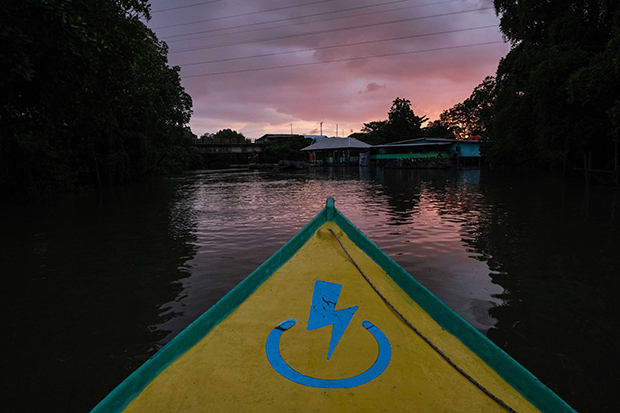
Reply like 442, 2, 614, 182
123, 222, 541, 412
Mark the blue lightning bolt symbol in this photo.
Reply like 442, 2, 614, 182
307, 280, 358, 360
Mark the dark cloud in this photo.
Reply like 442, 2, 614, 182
358, 82, 387, 94
149, 0, 508, 139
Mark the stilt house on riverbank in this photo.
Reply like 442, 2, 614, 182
300, 137, 372, 165
373, 138, 480, 161
302, 136, 481, 166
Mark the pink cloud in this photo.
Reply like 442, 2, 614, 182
149, 0, 508, 139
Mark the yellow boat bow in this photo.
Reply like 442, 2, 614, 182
92, 198, 575, 412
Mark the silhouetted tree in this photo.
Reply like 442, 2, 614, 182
387, 97, 428, 141
200, 129, 250, 144
258, 136, 312, 163
440, 76, 496, 139
488, 0, 620, 167
422, 120, 454, 138
0, 0, 193, 197
361, 98, 428, 144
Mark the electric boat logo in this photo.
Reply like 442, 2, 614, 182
266, 280, 391, 388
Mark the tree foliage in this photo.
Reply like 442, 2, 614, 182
200, 129, 250, 144
0, 0, 194, 197
439, 76, 496, 139
422, 120, 454, 138
487, 0, 620, 167
360, 120, 390, 145
387, 97, 429, 140
258, 136, 312, 163
361, 98, 428, 144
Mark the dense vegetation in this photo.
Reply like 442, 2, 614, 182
437, 76, 496, 140
199, 129, 250, 144
195, 130, 310, 166
257, 136, 313, 163
437, 0, 620, 169
489, 0, 620, 169
196, 129, 252, 168
0, 0, 196, 198
358, 96, 479, 143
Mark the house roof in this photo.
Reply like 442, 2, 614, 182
378, 142, 452, 148
256, 134, 303, 143
374, 137, 478, 148
301, 137, 371, 151
303, 135, 328, 142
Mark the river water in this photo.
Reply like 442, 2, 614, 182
1, 167, 618, 412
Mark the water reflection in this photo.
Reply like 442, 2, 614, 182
0, 182, 198, 412
363, 168, 503, 333
156, 168, 504, 345
470, 171, 620, 413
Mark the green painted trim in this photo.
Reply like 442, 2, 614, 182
326, 197, 335, 220
90, 203, 330, 413
373, 153, 445, 159
331, 208, 576, 413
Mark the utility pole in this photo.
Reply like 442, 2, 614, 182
290, 123, 293, 136
336, 124, 338, 137
320, 122, 323, 136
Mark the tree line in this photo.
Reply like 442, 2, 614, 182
1, 0, 198, 198
197, 129, 311, 165
488, 0, 620, 170
360, 1, 620, 171
355, 92, 489, 146
199, 129, 251, 145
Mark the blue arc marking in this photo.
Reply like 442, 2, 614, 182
266, 318, 391, 388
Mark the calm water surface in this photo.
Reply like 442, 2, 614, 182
1, 167, 618, 412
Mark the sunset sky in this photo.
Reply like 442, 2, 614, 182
147, 0, 510, 141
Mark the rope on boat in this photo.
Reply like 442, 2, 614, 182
328, 229, 518, 413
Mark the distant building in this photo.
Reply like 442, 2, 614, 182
299, 137, 481, 166
372, 137, 480, 161
301, 137, 371, 165
256, 134, 305, 144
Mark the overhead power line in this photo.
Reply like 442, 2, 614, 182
153, 0, 334, 28
157, 0, 415, 34
162, 0, 459, 42
170, 7, 494, 54
182, 40, 505, 78
180, 25, 498, 66
151, 0, 224, 14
